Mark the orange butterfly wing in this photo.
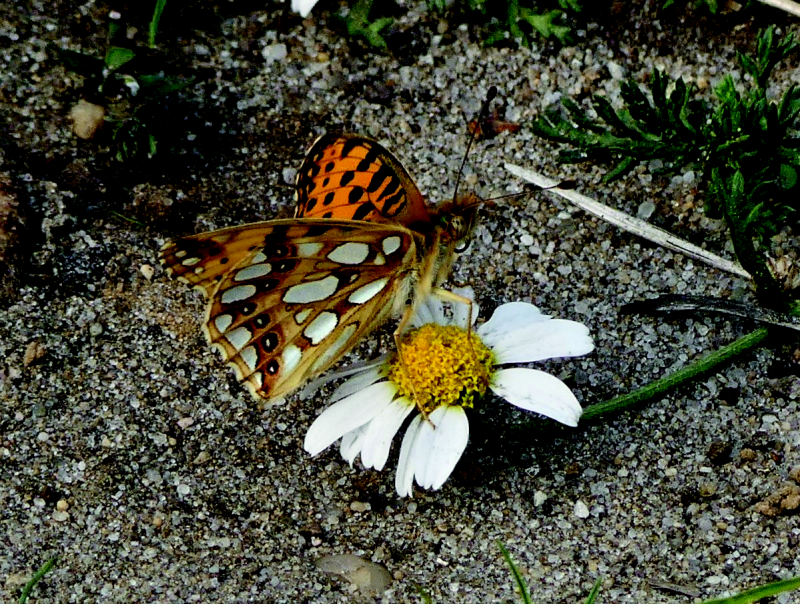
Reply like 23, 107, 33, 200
161, 219, 420, 402
294, 134, 432, 226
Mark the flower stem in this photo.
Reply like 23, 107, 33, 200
581, 327, 770, 421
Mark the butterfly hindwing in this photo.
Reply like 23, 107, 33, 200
294, 134, 431, 226
162, 219, 419, 402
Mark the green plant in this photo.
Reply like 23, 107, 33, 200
531, 26, 800, 311
54, 0, 189, 161
18, 556, 58, 604
485, 0, 576, 46
499, 542, 800, 603
663, 0, 719, 12
342, 0, 394, 49
149, 0, 168, 47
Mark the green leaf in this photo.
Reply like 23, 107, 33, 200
427, 0, 448, 13
700, 575, 800, 604
19, 556, 58, 604
518, 9, 571, 44
558, 0, 582, 10
498, 542, 532, 604
104, 46, 135, 72
136, 73, 192, 95
584, 577, 602, 604
779, 163, 798, 189
604, 156, 637, 182
777, 85, 800, 127
593, 95, 630, 133
363, 17, 393, 49
149, 0, 168, 48
779, 147, 800, 166
344, 0, 392, 49
738, 52, 759, 82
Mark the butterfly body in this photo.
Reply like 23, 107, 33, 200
160, 134, 479, 403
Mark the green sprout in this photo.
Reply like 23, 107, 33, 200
498, 542, 800, 603
485, 1, 576, 47
531, 26, 800, 311
343, 0, 394, 49
54, 0, 188, 162
149, 0, 168, 48
18, 555, 58, 604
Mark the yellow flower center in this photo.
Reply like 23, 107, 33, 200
388, 324, 494, 413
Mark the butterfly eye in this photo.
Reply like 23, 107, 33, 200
455, 239, 471, 253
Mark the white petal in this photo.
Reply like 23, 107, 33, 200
411, 295, 445, 328
412, 406, 469, 491
304, 382, 397, 456
340, 424, 368, 465
490, 368, 583, 427
477, 302, 548, 344
451, 286, 478, 328
395, 414, 424, 497
360, 398, 415, 471
300, 356, 387, 400
290, 0, 318, 17
330, 364, 387, 403
478, 303, 593, 364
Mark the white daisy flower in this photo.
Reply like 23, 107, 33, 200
303, 290, 594, 497
290, 0, 319, 18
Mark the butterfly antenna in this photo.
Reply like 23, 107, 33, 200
452, 86, 497, 203
481, 180, 577, 206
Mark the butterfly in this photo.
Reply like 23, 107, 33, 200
159, 133, 481, 404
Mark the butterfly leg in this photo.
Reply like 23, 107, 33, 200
429, 287, 483, 379
429, 287, 474, 333
392, 287, 477, 428
393, 308, 434, 427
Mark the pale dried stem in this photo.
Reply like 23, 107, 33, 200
758, 0, 800, 17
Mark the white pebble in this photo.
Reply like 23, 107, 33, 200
574, 500, 590, 518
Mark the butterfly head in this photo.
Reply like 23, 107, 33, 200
436, 193, 482, 253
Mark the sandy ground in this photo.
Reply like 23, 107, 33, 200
2, 1, 800, 602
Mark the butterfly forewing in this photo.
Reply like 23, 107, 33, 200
160, 221, 287, 298
161, 219, 419, 402
295, 134, 431, 226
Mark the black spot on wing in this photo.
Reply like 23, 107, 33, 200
352, 202, 377, 221
367, 165, 396, 193
356, 147, 379, 172
304, 225, 328, 238
348, 186, 365, 204
341, 137, 365, 158
275, 259, 298, 272
263, 332, 279, 353
258, 278, 281, 293
381, 189, 407, 216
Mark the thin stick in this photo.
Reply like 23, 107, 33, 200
504, 163, 752, 280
